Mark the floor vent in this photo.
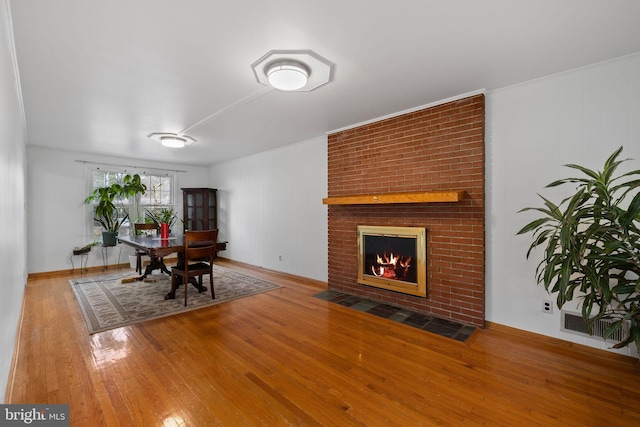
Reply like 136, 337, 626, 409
561, 311, 629, 343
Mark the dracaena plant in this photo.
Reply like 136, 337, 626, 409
517, 147, 640, 354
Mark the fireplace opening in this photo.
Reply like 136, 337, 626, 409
357, 226, 427, 297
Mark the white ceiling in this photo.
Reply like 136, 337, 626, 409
10, 0, 640, 166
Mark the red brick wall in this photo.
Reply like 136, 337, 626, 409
327, 94, 485, 327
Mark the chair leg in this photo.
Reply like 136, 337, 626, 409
210, 273, 215, 299
136, 254, 142, 274
184, 276, 188, 307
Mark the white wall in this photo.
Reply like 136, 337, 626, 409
0, 0, 27, 401
209, 136, 328, 282
26, 146, 211, 273
487, 52, 640, 356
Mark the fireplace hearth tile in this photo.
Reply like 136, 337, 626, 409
403, 313, 433, 328
453, 326, 477, 342
388, 309, 413, 322
430, 317, 465, 330
313, 289, 342, 301
313, 290, 475, 342
368, 304, 402, 318
422, 322, 459, 338
350, 300, 378, 312
335, 295, 362, 307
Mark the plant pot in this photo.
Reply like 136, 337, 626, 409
102, 231, 118, 247
73, 245, 91, 255
161, 223, 169, 239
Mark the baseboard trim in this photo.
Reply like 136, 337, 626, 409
485, 321, 637, 361
4, 283, 27, 403
216, 257, 328, 289
27, 256, 179, 280
25, 257, 326, 289
28, 263, 132, 280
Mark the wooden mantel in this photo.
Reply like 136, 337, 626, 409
322, 190, 465, 205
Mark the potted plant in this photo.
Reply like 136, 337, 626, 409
517, 147, 640, 356
146, 207, 177, 232
73, 240, 99, 255
84, 174, 147, 246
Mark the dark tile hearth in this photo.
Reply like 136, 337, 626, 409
314, 290, 476, 343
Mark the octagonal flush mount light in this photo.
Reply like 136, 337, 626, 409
252, 50, 333, 92
148, 132, 196, 148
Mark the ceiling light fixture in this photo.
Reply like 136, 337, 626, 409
160, 135, 187, 148
266, 60, 309, 91
252, 50, 333, 92
148, 132, 196, 148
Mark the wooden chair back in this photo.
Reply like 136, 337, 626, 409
184, 229, 219, 264
132, 223, 163, 274
172, 229, 219, 306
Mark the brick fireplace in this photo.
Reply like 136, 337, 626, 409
325, 94, 485, 328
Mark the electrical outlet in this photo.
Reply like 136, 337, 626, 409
278, 255, 283, 262
543, 300, 553, 314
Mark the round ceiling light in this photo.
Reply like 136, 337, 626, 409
160, 136, 187, 148
266, 60, 309, 91
148, 132, 196, 148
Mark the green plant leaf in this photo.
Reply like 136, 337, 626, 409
517, 146, 640, 352
563, 163, 601, 180
620, 192, 640, 229
546, 177, 591, 188
516, 217, 553, 235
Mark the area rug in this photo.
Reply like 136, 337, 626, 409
69, 265, 282, 334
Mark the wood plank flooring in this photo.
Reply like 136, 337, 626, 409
6, 259, 640, 426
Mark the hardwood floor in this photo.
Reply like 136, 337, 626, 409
7, 259, 640, 426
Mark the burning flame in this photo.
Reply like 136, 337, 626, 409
371, 252, 411, 279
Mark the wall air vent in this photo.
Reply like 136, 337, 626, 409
561, 311, 629, 343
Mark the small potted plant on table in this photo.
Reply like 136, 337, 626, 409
146, 207, 178, 235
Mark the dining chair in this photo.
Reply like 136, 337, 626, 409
171, 229, 219, 307
133, 223, 161, 274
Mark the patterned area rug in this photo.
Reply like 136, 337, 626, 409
69, 264, 282, 334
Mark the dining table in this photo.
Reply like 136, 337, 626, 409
117, 234, 205, 299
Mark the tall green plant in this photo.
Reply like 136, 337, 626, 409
517, 147, 640, 353
84, 174, 147, 233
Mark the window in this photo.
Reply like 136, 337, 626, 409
140, 175, 173, 206
87, 166, 176, 241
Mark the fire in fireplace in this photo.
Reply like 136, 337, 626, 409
357, 225, 427, 297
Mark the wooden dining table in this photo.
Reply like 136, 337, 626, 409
118, 234, 203, 299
